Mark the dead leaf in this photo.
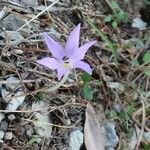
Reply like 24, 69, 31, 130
84, 103, 105, 150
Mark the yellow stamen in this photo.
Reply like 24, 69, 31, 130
63, 62, 70, 68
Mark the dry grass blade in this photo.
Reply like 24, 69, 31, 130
84, 103, 105, 150
10, 0, 58, 36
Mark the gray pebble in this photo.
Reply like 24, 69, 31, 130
4, 132, 13, 140
25, 124, 34, 137
112, 103, 123, 113
102, 122, 119, 148
0, 131, 4, 140
7, 114, 16, 121
0, 121, 8, 131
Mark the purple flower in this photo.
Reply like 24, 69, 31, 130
37, 23, 96, 80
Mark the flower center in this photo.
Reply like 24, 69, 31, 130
62, 56, 70, 69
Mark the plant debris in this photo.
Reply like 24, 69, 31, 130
0, 0, 150, 149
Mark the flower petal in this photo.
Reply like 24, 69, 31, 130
44, 33, 64, 59
37, 57, 61, 69
57, 67, 66, 80
70, 40, 97, 62
64, 23, 81, 57
73, 61, 92, 75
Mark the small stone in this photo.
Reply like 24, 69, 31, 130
34, 113, 52, 138
11, 0, 38, 8
146, 119, 150, 128
0, 31, 24, 46
106, 148, 115, 150
7, 114, 16, 121
108, 82, 125, 92
0, 121, 8, 131
25, 124, 34, 137
6, 91, 25, 111
102, 122, 119, 148
4, 132, 13, 140
4, 77, 20, 89
1, 88, 9, 99
132, 17, 147, 29
0, 140, 3, 143
1, 14, 26, 30
69, 130, 83, 150
13, 49, 23, 54
144, 132, 150, 142
112, 103, 123, 113
32, 101, 52, 138
0, 131, 4, 139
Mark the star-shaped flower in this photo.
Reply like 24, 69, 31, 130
37, 23, 96, 80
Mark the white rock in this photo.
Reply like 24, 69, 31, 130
26, 126, 33, 137
144, 132, 150, 142
11, 0, 38, 8
108, 82, 125, 92
34, 112, 52, 138
13, 49, 24, 54
0, 140, 3, 143
6, 91, 25, 111
2, 14, 26, 30
0, 6, 7, 20
2, 77, 25, 107
112, 103, 123, 113
4, 132, 13, 140
102, 122, 119, 148
1, 77, 20, 102
5, 76, 20, 89
32, 101, 47, 113
1, 89, 9, 99
69, 130, 83, 150
32, 101, 52, 138
128, 127, 140, 150
106, 148, 115, 150
0, 131, 4, 140
0, 31, 24, 46
7, 114, 16, 121
132, 17, 147, 29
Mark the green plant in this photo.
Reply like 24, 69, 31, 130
143, 52, 150, 63
104, 0, 128, 28
86, 17, 118, 65
142, 52, 150, 76
108, 103, 135, 128
144, 0, 150, 5
143, 144, 150, 150
81, 72, 93, 100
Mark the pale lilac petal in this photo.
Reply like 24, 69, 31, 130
73, 61, 92, 75
64, 23, 81, 56
70, 40, 97, 62
37, 57, 61, 69
57, 67, 66, 80
44, 33, 64, 59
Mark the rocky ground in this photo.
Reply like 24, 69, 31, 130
0, 0, 150, 150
